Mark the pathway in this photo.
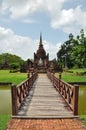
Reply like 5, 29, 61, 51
6, 118, 86, 130
17, 74, 73, 118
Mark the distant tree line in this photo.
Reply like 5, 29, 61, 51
0, 53, 31, 71
57, 29, 86, 69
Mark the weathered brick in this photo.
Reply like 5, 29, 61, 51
5, 118, 86, 130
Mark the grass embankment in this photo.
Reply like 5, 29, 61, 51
0, 70, 27, 129
0, 70, 27, 85
56, 68, 86, 83
0, 115, 11, 130
80, 115, 86, 125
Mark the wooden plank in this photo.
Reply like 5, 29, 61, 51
17, 74, 73, 118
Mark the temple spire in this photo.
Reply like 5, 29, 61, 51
39, 32, 43, 46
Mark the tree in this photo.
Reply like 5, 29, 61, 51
57, 33, 75, 68
57, 29, 86, 68
76, 29, 86, 67
0, 53, 24, 69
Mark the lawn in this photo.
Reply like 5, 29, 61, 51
69, 68, 86, 73
0, 115, 11, 130
55, 68, 86, 82
0, 70, 27, 129
60, 73, 86, 82
80, 115, 86, 125
0, 70, 27, 85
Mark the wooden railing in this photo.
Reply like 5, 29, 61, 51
11, 72, 38, 115
47, 71, 79, 115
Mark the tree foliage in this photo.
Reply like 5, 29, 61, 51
9, 63, 20, 70
57, 29, 86, 68
0, 53, 24, 69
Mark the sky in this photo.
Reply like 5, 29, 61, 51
0, 0, 86, 60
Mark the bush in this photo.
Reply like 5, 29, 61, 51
76, 72, 86, 76
9, 63, 19, 70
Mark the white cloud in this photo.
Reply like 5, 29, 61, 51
51, 8, 74, 29
0, 26, 37, 60
74, 6, 86, 27
0, 0, 67, 19
0, 26, 59, 60
43, 40, 62, 60
1, 0, 43, 19
51, 6, 86, 33
0, 27, 14, 38
1, 0, 86, 34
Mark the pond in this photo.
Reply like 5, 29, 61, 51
78, 85, 86, 115
0, 85, 86, 115
0, 86, 11, 114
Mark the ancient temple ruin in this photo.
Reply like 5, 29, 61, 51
28, 33, 56, 73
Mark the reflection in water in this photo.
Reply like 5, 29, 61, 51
0, 86, 12, 114
78, 85, 86, 115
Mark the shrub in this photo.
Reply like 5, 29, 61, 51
9, 63, 19, 70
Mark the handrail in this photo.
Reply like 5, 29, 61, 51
47, 71, 79, 115
11, 72, 38, 115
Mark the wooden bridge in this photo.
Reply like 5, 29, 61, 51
6, 71, 86, 130
11, 71, 79, 118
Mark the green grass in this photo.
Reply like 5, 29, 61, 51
0, 70, 27, 129
0, 70, 27, 85
62, 73, 86, 82
80, 115, 86, 125
0, 115, 11, 130
56, 68, 86, 82
69, 68, 86, 73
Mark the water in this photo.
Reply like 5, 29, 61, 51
0, 86, 12, 114
0, 85, 86, 115
78, 85, 86, 115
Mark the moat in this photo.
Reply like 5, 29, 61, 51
0, 85, 86, 115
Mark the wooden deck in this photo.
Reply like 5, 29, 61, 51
17, 74, 74, 118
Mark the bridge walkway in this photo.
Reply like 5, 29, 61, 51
17, 74, 73, 118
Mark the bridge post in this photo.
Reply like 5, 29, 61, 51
59, 72, 61, 79
73, 84, 79, 115
11, 84, 17, 115
53, 72, 54, 86
27, 73, 30, 78
31, 72, 33, 85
